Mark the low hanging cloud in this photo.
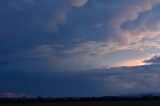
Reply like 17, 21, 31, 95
1, 92, 32, 98
1, 56, 160, 97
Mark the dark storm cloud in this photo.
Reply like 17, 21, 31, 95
1, 56, 160, 97
0, 0, 69, 36
0, 0, 159, 48
1, 0, 160, 97
144, 56, 160, 64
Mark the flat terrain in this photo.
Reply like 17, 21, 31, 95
1, 101, 160, 106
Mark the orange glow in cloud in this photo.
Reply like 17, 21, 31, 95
118, 56, 150, 67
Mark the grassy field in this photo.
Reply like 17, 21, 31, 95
1, 101, 160, 106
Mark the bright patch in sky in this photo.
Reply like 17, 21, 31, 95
119, 57, 148, 67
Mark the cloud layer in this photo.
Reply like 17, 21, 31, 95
0, 0, 160, 97
1, 56, 160, 97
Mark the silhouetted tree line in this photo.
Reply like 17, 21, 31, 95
1, 95, 160, 103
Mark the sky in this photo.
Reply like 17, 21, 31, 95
0, 0, 160, 98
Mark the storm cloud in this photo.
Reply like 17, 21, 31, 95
0, 0, 160, 97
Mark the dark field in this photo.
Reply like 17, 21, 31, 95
1, 101, 160, 106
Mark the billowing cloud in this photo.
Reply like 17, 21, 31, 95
1, 0, 160, 69
120, 0, 160, 48
1, 0, 160, 97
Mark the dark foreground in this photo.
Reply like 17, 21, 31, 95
1, 101, 160, 106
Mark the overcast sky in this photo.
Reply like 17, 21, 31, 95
0, 0, 160, 97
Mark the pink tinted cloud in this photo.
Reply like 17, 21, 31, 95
2, 92, 33, 98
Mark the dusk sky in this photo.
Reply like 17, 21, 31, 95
1, 0, 160, 98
